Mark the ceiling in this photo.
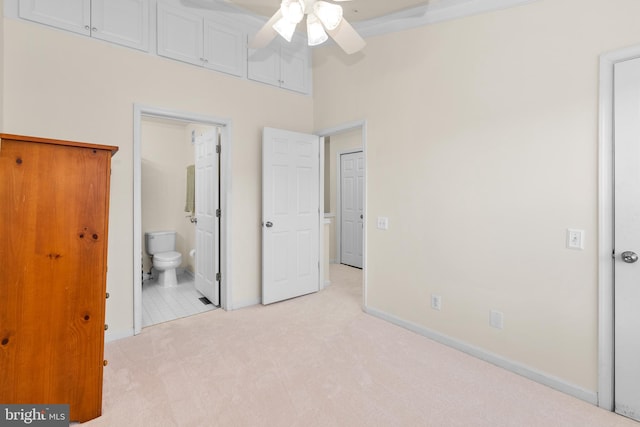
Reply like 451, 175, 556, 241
211, 0, 436, 22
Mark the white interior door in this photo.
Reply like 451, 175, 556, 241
195, 129, 219, 305
262, 127, 319, 304
340, 151, 364, 268
614, 56, 640, 421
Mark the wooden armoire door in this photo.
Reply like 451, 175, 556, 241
0, 134, 118, 423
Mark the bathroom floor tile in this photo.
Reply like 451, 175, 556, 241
142, 271, 217, 328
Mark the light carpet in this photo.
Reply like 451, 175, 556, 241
85, 265, 637, 426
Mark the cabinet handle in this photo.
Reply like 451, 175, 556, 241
92, 27, 97, 32
106, 292, 110, 299
103, 360, 109, 367
104, 324, 109, 331
84, 25, 90, 31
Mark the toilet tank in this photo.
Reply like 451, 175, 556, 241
144, 231, 176, 255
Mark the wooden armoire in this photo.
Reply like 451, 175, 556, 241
0, 134, 118, 423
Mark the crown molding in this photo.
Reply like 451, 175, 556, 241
352, 0, 541, 38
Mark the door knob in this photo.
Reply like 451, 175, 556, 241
265, 221, 273, 228
622, 251, 638, 263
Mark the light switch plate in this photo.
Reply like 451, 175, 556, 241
567, 229, 585, 250
377, 217, 389, 230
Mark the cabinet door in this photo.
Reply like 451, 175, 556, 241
157, 3, 203, 66
91, 0, 149, 51
247, 42, 281, 87
281, 38, 311, 94
19, 0, 90, 35
203, 17, 246, 78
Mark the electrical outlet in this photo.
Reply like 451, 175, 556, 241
567, 229, 585, 250
490, 310, 504, 329
431, 294, 442, 311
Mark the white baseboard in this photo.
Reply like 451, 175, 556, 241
233, 298, 261, 310
364, 306, 598, 405
105, 328, 134, 343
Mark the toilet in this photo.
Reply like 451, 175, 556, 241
145, 231, 182, 287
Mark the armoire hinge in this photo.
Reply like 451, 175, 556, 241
216, 145, 221, 154
216, 209, 221, 218
216, 272, 221, 282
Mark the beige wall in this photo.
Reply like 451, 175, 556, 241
1, 18, 314, 335
313, 0, 640, 393
0, 0, 4, 132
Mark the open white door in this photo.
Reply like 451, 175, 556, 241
195, 129, 220, 305
614, 56, 640, 421
262, 127, 320, 304
340, 151, 364, 268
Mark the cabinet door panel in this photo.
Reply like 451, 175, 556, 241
19, 0, 90, 35
204, 18, 246, 77
248, 43, 280, 87
157, 3, 203, 66
91, 0, 149, 51
281, 40, 310, 94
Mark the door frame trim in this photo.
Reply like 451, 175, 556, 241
598, 44, 640, 410
316, 120, 367, 308
133, 104, 233, 335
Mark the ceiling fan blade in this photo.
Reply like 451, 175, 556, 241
326, 19, 366, 54
248, 9, 282, 49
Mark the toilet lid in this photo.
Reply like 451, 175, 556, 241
154, 251, 182, 262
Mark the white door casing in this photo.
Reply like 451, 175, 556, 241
613, 56, 640, 421
262, 127, 320, 305
194, 129, 220, 305
340, 151, 364, 268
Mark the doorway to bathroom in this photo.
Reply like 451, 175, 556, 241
140, 117, 218, 328
133, 105, 232, 335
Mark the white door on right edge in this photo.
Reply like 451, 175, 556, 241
614, 56, 640, 422
262, 127, 320, 305
340, 151, 364, 268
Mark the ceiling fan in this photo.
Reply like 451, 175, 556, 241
248, 0, 366, 54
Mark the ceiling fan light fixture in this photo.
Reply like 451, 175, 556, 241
273, 17, 297, 42
313, 0, 343, 31
280, 0, 305, 24
306, 13, 328, 46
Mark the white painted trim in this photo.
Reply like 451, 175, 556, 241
365, 306, 598, 405
133, 104, 233, 336
598, 44, 640, 411
319, 136, 326, 291
316, 120, 367, 308
353, 0, 541, 39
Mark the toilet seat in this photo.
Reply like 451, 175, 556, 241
154, 251, 181, 263
153, 251, 182, 271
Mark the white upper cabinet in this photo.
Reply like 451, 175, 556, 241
203, 18, 246, 78
157, 3, 246, 78
19, 0, 91, 35
157, 4, 203, 66
18, 0, 150, 51
90, 0, 149, 51
248, 35, 311, 94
